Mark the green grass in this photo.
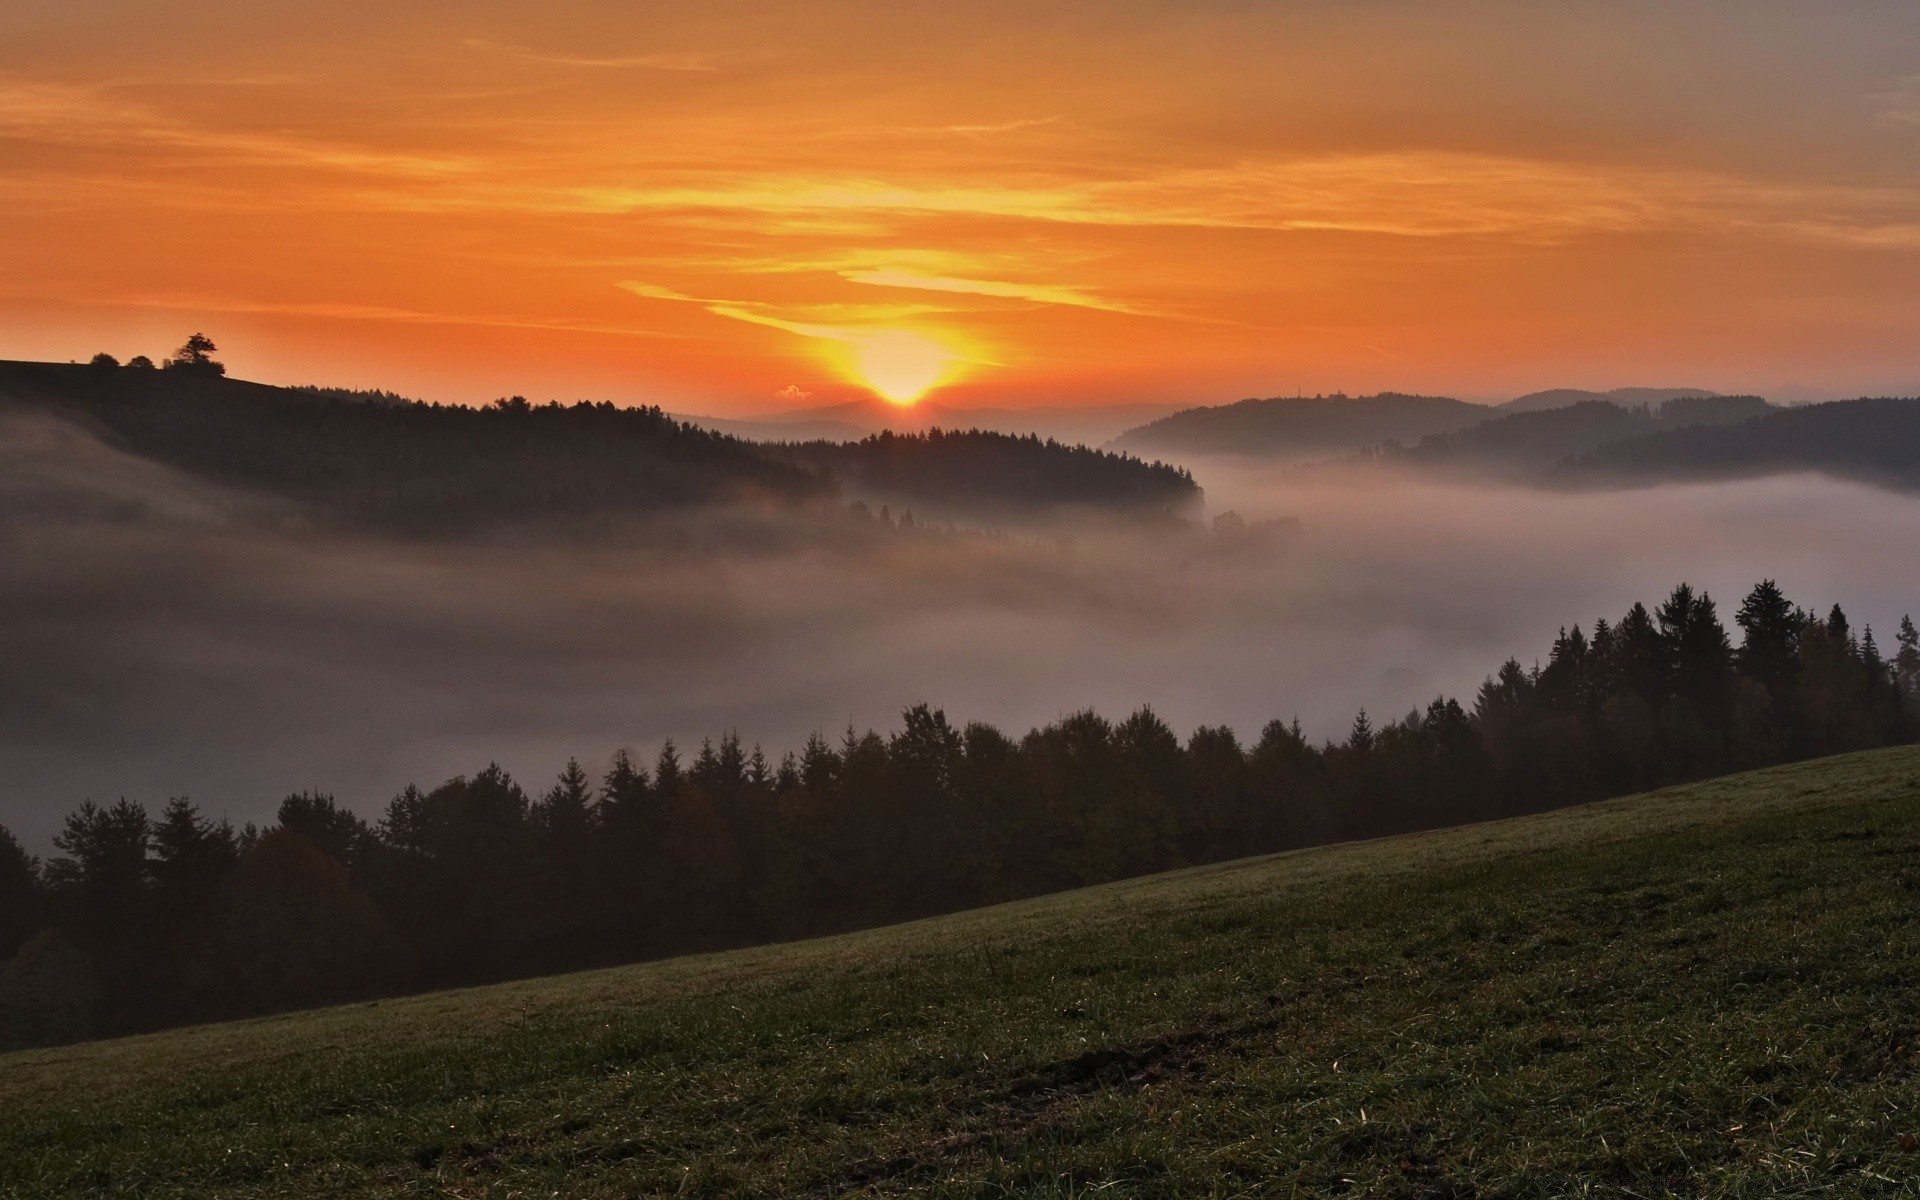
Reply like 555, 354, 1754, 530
8, 748, 1920, 1197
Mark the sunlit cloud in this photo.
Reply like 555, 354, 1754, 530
0, 77, 478, 177
839, 268, 1139, 314
617, 281, 979, 402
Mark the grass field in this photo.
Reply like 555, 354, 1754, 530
6, 747, 1920, 1197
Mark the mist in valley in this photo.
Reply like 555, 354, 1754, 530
5, 409, 1918, 849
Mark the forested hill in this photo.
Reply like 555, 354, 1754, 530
1561, 396, 1920, 491
1498, 386, 1719, 414
1383, 394, 1773, 479
1109, 392, 1486, 460
778, 428, 1200, 524
0, 360, 1197, 533
0, 360, 832, 534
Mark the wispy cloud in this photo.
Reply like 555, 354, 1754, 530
616, 281, 947, 341
839, 268, 1138, 314
463, 38, 720, 72
60, 290, 689, 340
0, 77, 477, 177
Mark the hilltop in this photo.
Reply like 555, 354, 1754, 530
5, 746, 1920, 1197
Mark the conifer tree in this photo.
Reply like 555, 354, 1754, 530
1736, 579, 1800, 693
0, 823, 39, 959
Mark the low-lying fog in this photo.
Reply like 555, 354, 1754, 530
6, 411, 1919, 847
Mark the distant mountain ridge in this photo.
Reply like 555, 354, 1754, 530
1500, 387, 1721, 414
1562, 397, 1920, 491
679, 398, 1183, 448
1387, 395, 1774, 478
1109, 392, 1488, 461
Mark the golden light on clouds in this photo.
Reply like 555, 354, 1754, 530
2, 1, 1919, 408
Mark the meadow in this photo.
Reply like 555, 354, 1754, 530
6, 746, 1920, 1197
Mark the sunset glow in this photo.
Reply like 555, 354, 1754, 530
3, 3, 1919, 408
847, 330, 959, 406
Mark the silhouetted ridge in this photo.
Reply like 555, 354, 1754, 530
1373, 394, 1778, 480
0, 360, 1198, 532
1500, 386, 1720, 414
1563, 397, 1920, 490
1110, 392, 1486, 459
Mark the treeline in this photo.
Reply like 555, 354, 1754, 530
778, 428, 1200, 523
4, 580, 1918, 1049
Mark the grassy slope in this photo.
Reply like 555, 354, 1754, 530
6, 747, 1920, 1198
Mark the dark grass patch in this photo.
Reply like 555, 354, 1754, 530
5, 747, 1920, 1197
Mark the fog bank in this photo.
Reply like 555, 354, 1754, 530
5, 414, 1917, 848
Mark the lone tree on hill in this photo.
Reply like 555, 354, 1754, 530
163, 332, 225, 377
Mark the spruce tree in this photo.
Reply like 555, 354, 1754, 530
1736, 579, 1800, 693
0, 823, 39, 959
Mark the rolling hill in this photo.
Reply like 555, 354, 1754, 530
1110, 392, 1489, 461
1500, 386, 1721, 414
0, 361, 1197, 533
1563, 396, 1920, 492
1387, 394, 1774, 480
6, 746, 1920, 1197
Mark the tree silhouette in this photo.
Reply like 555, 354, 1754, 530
163, 332, 225, 376
0, 824, 38, 959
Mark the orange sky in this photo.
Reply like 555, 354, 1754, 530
4, 1, 1919, 411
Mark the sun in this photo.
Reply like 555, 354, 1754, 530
850, 329, 956, 406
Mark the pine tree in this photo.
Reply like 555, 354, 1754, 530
47, 800, 151, 948
799, 732, 840, 793
536, 759, 596, 859
0, 823, 39, 959
275, 792, 375, 871
149, 798, 238, 929
653, 739, 683, 800
1894, 615, 1920, 716
1735, 579, 1800, 693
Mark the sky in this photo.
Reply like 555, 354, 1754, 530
3, 0, 1919, 412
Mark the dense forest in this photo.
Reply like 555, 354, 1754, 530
0, 352, 1196, 534
778, 428, 1200, 524
4, 579, 1916, 1049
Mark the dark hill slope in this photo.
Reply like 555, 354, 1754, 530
1563, 396, 1920, 491
1394, 399, 1652, 477
5, 746, 1920, 1196
0, 361, 1199, 532
1110, 392, 1486, 460
1389, 395, 1773, 479
0, 361, 831, 534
